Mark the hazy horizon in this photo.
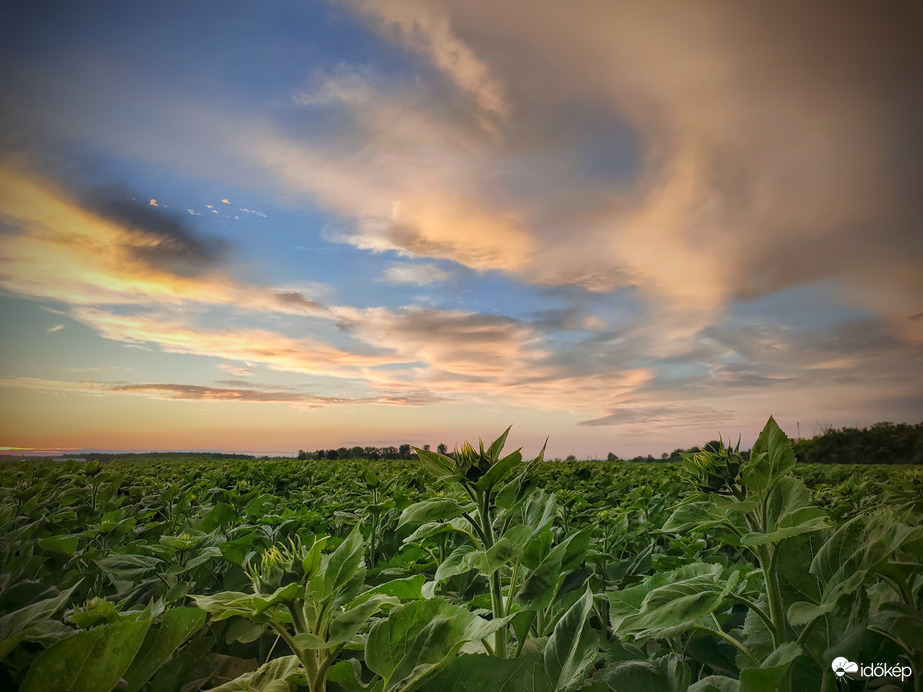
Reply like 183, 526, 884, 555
1, 1, 921, 459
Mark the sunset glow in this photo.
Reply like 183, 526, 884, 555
1, 1, 920, 457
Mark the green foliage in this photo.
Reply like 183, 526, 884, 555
0, 419, 921, 691
792, 421, 923, 464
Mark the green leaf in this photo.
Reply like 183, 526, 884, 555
742, 416, 796, 496
95, 553, 164, 581
39, 534, 80, 556
871, 602, 923, 653
321, 521, 365, 599
544, 587, 598, 691
365, 598, 505, 692
198, 501, 238, 532
484, 537, 516, 575
522, 492, 557, 534
786, 601, 835, 628
253, 583, 305, 611
591, 659, 683, 692
518, 530, 590, 611
398, 499, 475, 529
225, 618, 266, 644
740, 477, 830, 546
123, 606, 207, 692
403, 517, 474, 545
207, 655, 302, 692
328, 659, 375, 692
20, 616, 150, 692
522, 526, 553, 571
0, 582, 80, 660
688, 676, 740, 692
413, 447, 457, 479
475, 449, 523, 492
220, 532, 270, 565
502, 524, 533, 556
419, 653, 552, 692
608, 563, 738, 639
326, 594, 400, 647
486, 426, 513, 462
739, 642, 801, 692
662, 503, 734, 534
190, 591, 258, 621
432, 544, 480, 587
350, 575, 426, 607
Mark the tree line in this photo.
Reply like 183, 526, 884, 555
296, 421, 921, 464
791, 421, 922, 464
610, 421, 923, 465
297, 443, 451, 461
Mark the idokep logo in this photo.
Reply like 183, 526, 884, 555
831, 657, 858, 677
831, 656, 913, 683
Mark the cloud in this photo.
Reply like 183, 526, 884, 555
382, 262, 449, 285
82, 186, 228, 277
69, 307, 401, 378
267, 0, 922, 352
46, 324, 64, 334
295, 64, 379, 107
217, 363, 254, 377
272, 290, 327, 311
579, 404, 733, 429
0, 376, 443, 407
1, 3, 920, 435
341, 0, 509, 126
0, 162, 329, 317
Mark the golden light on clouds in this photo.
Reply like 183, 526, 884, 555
1, 0, 920, 454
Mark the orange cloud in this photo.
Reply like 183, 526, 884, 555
291, 0, 921, 351
0, 162, 329, 317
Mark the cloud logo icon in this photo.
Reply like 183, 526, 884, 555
831, 657, 859, 677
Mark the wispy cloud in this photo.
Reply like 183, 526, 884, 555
0, 377, 443, 407
382, 262, 449, 286
217, 363, 254, 378
341, 0, 509, 126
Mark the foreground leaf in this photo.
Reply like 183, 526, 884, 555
419, 653, 552, 692
544, 587, 598, 691
208, 655, 302, 692
365, 598, 506, 692
0, 582, 79, 660
123, 606, 207, 692
20, 617, 150, 692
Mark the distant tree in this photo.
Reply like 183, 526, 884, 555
565, 454, 577, 461
792, 421, 923, 464
350, 446, 364, 458
423, 444, 431, 451
661, 452, 669, 459
363, 447, 380, 460
399, 444, 411, 457
297, 449, 308, 460
437, 443, 448, 455
606, 452, 618, 461
325, 449, 339, 460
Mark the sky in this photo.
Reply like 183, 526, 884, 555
1, 0, 921, 459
